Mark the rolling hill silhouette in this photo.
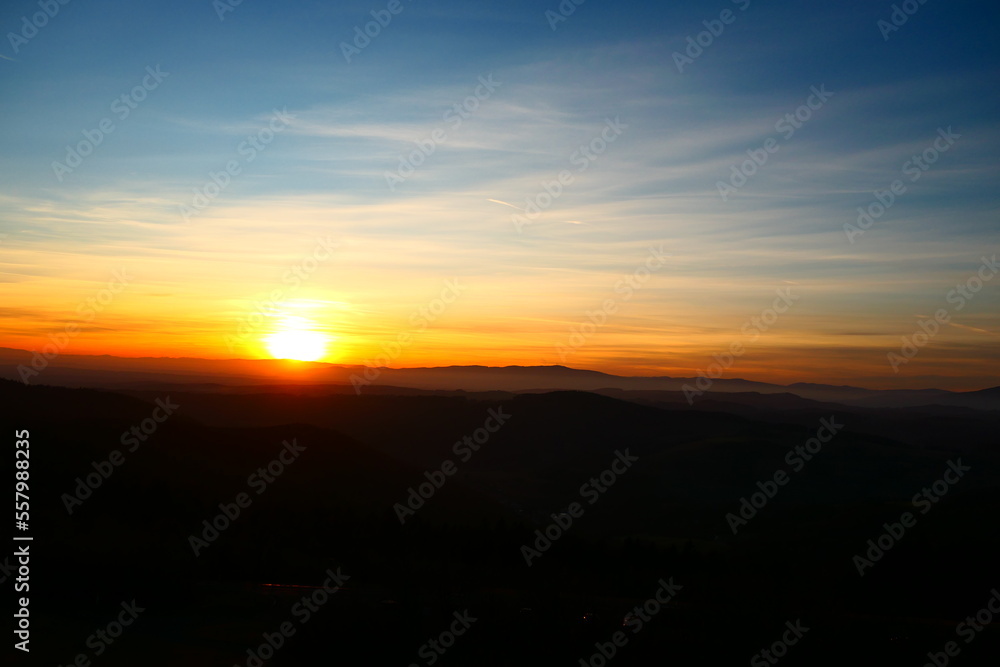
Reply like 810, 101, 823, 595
5, 374, 999, 665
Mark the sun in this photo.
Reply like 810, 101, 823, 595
265, 317, 328, 362
266, 330, 327, 361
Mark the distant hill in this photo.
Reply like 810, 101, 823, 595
1, 346, 997, 411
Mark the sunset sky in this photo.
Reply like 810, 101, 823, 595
1, 0, 998, 389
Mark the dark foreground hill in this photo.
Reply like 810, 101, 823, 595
3, 379, 998, 665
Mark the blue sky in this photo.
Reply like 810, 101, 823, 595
1, 0, 998, 388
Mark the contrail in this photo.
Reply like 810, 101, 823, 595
947, 322, 996, 336
487, 198, 524, 211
